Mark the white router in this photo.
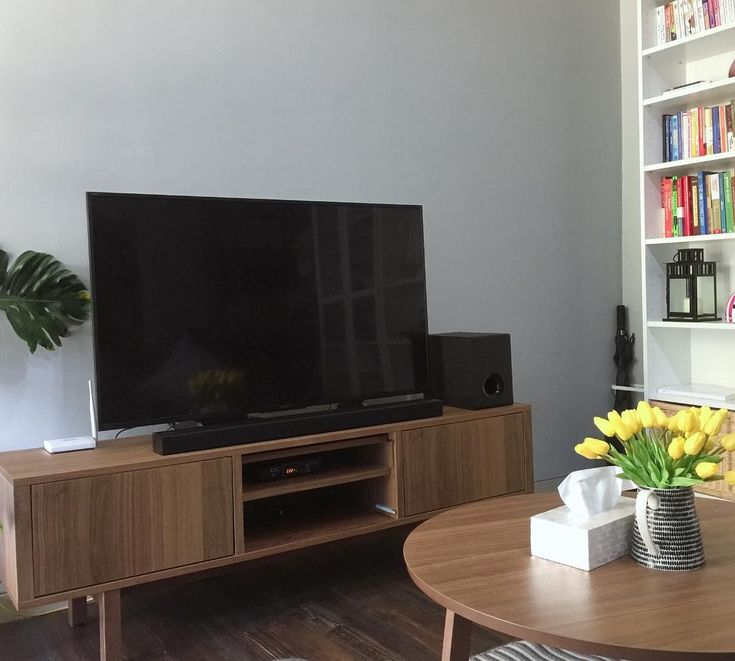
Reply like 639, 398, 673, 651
43, 381, 98, 454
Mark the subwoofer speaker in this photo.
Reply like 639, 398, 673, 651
428, 332, 513, 409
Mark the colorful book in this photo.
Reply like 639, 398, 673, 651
691, 177, 700, 233
724, 169, 734, 232
698, 171, 708, 234
710, 173, 722, 232
705, 107, 713, 155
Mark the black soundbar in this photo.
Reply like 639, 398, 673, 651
152, 398, 444, 455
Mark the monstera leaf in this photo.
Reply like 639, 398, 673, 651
0, 249, 91, 353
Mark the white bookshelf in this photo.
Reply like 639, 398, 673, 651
638, 0, 735, 410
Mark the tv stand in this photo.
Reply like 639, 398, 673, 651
0, 404, 532, 661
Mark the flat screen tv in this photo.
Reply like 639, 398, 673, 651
87, 192, 430, 431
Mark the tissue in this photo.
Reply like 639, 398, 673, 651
558, 466, 623, 521
530, 466, 636, 570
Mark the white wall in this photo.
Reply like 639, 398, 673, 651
0, 0, 621, 481
620, 0, 644, 387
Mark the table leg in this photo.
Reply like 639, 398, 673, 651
67, 597, 88, 627
442, 609, 472, 661
98, 589, 122, 661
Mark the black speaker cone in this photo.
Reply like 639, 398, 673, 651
483, 373, 504, 398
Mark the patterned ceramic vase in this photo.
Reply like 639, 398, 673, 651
631, 487, 704, 571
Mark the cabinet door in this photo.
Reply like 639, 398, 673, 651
401, 415, 527, 516
32, 458, 234, 596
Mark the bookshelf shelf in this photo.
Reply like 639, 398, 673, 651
643, 78, 735, 112
642, 21, 735, 58
647, 320, 735, 330
644, 151, 735, 174
645, 232, 735, 244
654, 391, 735, 411
637, 0, 735, 412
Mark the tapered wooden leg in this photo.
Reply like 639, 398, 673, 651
441, 609, 472, 661
98, 590, 121, 661
67, 597, 88, 627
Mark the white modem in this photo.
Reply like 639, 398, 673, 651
43, 381, 98, 454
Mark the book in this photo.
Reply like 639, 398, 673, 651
663, 177, 674, 237
682, 175, 692, 235
690, 107, 699, 158
710, 172, 722, 232
724, 169, 734, 232
657, 5, 666, 43
663, 114, 672, 162
671, 113, 680, 160
682, 112, 690, 158
697, 106, 705, 156
691, 176, 700, 233
698, 171, 708, 234
698, 0, 707, 29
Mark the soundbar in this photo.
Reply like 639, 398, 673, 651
152, 398, 444, 455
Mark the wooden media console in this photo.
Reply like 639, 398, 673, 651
0, 404, 533, 660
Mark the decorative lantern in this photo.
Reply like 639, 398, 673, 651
665, 248, 719, 322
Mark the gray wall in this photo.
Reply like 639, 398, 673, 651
0, 0, 621, 481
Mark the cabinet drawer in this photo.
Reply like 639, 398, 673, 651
32, 458, 234, 596
401, 414, 526, 516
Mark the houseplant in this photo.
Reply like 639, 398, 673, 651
575, 401, 735, 570
0, 248, 90, 352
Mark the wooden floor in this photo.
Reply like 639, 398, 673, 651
0, 526, 508, 660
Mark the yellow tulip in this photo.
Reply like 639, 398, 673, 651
683, 409, 699, 434
636, 401, 657, 428
593, 416, 615, 438
695, 462, 719, 479
674, 409, 689, 435
622, 409, 642, 434
703, 409, 729, 436
608, 410, 635, 442
725, 471, 735, 486
720, 433, 735, 452
652, 406, 668, 428
575, 443, 599, 460
684, 432, 706, 456
582, 437, 610, 457
699, 406, 713, 431
668, 415, 680, 432
668, 437, 685, 460
705, 437, 716, 452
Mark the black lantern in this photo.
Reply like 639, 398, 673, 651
665, 248, 720, 322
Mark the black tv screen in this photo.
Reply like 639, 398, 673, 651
87, 193, 429, 430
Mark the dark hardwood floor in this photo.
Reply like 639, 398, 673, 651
0, 526, 508, 660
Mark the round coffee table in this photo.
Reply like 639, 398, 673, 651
404, 492, 735, 661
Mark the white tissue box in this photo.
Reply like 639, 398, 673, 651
530, 497, 636, 571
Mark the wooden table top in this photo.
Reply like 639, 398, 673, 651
403, 492, 735, 661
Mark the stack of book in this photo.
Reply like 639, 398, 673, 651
656, 0, 735, 44
660, 170, 735, 236
663, 102, 735, 161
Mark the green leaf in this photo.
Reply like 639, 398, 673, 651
671, 476, 705, 487
0, 248, 90, 353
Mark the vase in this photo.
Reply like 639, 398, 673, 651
630, 487, 704, 571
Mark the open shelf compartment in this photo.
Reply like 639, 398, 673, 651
240, 434, 398, 553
